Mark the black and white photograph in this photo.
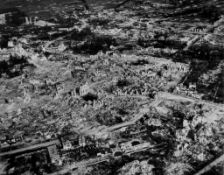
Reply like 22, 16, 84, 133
0, 0, 224, 174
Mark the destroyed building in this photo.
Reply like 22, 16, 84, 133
0, 0, 224, 175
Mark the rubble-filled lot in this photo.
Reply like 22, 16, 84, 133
0, 0, 224, 175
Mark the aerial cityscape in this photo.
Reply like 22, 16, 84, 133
0, 0, 224, 174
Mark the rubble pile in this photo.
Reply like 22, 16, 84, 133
0, 0, 224, 175
0, 55, 32, 78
